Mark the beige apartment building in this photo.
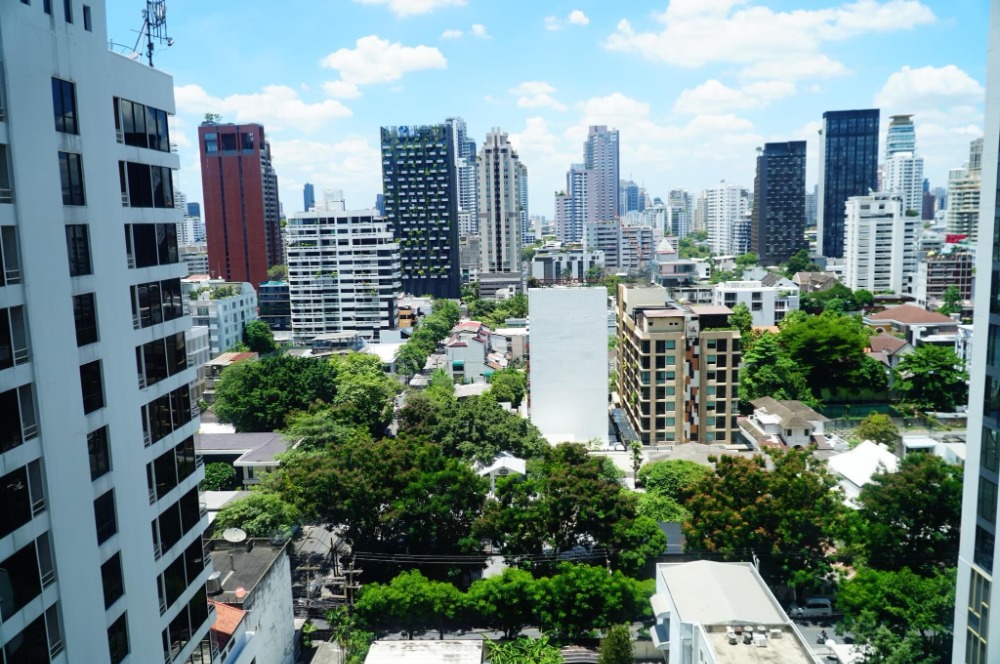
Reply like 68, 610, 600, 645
617, 284, 741, 445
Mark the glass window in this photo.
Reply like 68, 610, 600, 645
65, 224, 92, 276
94, 490, 117, 544
220, 132, 237, 151
80, 360, 104, 413
107, 612, 129, 664
0, 541, 41, 620
63, 0, 72, 22
204, 133, 217, 154
58, 152, 85, 205
0, 466, 31, 539
979, 477, 998, 526
51, 78, 78, 134
83, 4, 92, 30
101, 553, 124, 609
88, 427, 111, 480
126, 161, 153, 207
983, 427, 1000, 474
73, 293, 98, 346
4, 610, 49, 663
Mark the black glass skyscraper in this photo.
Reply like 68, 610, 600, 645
751, 141, 807, 266
818, 109, 880, 258
381, 124, 461, 299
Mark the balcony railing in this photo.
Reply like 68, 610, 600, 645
121, 192, 130, 207
31, 497, 45, 517
0, 188, 12, 204
13, 347, 28, 365
4, 268, 21, 284
22, 422, 37, 440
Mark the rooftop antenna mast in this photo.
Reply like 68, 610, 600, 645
133, 0, 173, 67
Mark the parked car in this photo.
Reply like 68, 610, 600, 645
789, 597, 833, 619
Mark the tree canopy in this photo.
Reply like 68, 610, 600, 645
938, 284, 962, 316
213, 492, 300, 538
684, 448, 845, 590
637, 460, 709, 501
243, 319, 277, 354
737, 332, 815, 407
854, 412, 898, 447
783, 249, 820, 277
394, 299, 462, 377
488, 367, 527, 408
468, 293, 529, 329
201, 462, 238, 491
779, 311, 885, 394
895, 344, 968, 412
727, 302, 753, 337
598, 624, 634, 664
214, 355, 339, 431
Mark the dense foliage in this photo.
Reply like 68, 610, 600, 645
598, 624, 634, 664
468, 293, 529, 329
895, 344, 969, 412
243, 319, 277, 354
213, 492, 300, 538
637, 460, 709, 501
395, 299, 462, 377
854, 412, 899, 447
201, 462, 238, 491
738, 332, 816, 407
779, 310, 886, 394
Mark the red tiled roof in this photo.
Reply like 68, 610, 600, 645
868, 333, 908, 355
868, 304, 955, 324
210, 600, 246, 648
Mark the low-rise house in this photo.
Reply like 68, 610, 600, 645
793, 271, 840, 294
203, 351, 258, 403
195, 432, 288, 486
475, 453, 527, 494
364, 641, 484, 664
827, 440, 899, 508
739, 397, 829, 448
864, 304, 959, 346
445, 321, 492, 383
207, 538, 296, 664
186, 325, 212, 402
650, 560, 821, 664
866, 333, 914, 372
711, 279, 800, 326
490, 326, 529, 363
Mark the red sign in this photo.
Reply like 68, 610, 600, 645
945, 234, 968, 244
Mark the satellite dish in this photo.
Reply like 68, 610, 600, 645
223, 527, 247, 543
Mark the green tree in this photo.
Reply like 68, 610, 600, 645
274, 438, 488, 560
213, 492, 300, 538
488, 367, 527, 407
779, 310, 883, 393
585, 265, 604, 282
354, 570, 466, 639
735, 253, 759, 268
282, 407, 373, 456
637, 460, 710, 502
243, 319, 278, 354
266, 264, 288, 281
201, 462, 238, 491
852, 454, 963, 574
783, 249, 820, 277
636, 493, 688, 523
417, 394, 549, 463
629, 441, 643, 482
854, 412, 898, 447
394, 342, 428, 378
737, 332, 815, 406
485, 637, 561, 664
684, 448, 845, 590
854, 288, 875, 309
895, 344, 968, 411
598, 624, 634, 664
838, 566, 955, 662
468, 568, 538, 639
608, 515, 668, 576
214, 355, 339, 431
938, 284, 962, 316
727, 302, 753, 337
329, 356, 402, 436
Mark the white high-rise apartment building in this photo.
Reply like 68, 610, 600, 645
0, 2, 214, 663
703, 182, 748, 255
954, 9, 1000, 661
948, 138, 985, 239
447, 117, 479, 237
184, 279, 258, 356
584, 125, 620, 225
176, 216, 206, 246
843, 193, 918, 293
584, 219, 623, 272
477, 130, 523, 274
517, 161, 531, 244
286, 208, 401, 343
885, 114, 916, 158
883, 152, 925, 214
556, 163, 588, 242
667, 189, 695, 239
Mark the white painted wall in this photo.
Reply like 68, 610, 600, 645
528, 288, 608, 444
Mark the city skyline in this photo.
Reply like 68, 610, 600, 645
105, 0, 989, 219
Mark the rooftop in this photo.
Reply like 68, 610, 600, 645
659, 561, 788, 625
207, 539, 289, 607
827, 441, 898, 490
206, 351, 259, 368
866, 304, 956, 325
750, 397, 828, 429
868, 333, 909, 355
689, 304, 733, 316
196, 432, 286, 454
363, 640, 484, 664
209, 600, 247, 650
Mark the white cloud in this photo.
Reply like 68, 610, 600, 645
471, 23, 491, 39
510, 81, 568, 111
673, 79, 795, 114
605, 0, 935, 80
268, 135, 384, 212
352, 0, 465, 17
874, 64, 984, 111
544, 16, 560, 31
322, 81, 362, 99
568, 10, 590, 26
441, 29, 463, 39
322, 35, 447, 86
174, 84, 351, 132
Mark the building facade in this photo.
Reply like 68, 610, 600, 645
555, 163, 588, 242
618, 286, 741, 445
477, 129, 523, 274
185, 280, 259, 356
199, 122, 281, 288
883, 152, 925, 215
258, 280, 291, 331
885, 114, 916, 157
303, 182, 315, 213
712, 280, 800, 327
0, 3, 215, 662
621, 225, 656, 273
285, 209, 401, 343
818, 109, 880, 258
911, 244, 975, 310
751, 141, 807, 266
954, 10, 1000, 660
528, 288, 609, 445
584, 125, 620, 225
530, 243, 604, 282
703, 182, 748, 256
381, 124, 461, 299
667, 189, 695, 239
584, 219, 623, 272
948, 138, 985, 240
843, 193, 918, 293
446, 117, 478, 238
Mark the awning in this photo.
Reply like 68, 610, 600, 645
651, 592, 671, 618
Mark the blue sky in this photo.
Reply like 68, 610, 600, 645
106, 0, 989, 218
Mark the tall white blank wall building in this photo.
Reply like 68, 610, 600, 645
528, 287, 608, 445
0, 2, 213, 663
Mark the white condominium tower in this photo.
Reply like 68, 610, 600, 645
446, 117, 478, 237
286, 208, 401, 343
478, 129, 524, 274
948, 137, 985, 240
883, 115, 924, 215
0, 2, 213, 663
584, 125, 620, 224
702, 182, 748, 256
843, 193, 918, 294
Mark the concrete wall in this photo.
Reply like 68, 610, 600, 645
529, 288, 608, 445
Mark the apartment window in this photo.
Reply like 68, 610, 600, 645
51, 78, 78, 134
80, 360, 104, 413
121, 161, 173, 208
73, 293, 97, 346
101, 553, 125, 609
130, 278, 183, 329
107, 612, 130, 664
58, 152, 85, 205
204, 132, 218, 153
65, 224, 92, 276
43, 0, 51, 13
87, 426, 111, 480
125, 223, 178, 268
0, 541, 42, 620
141, 384, 193, 446
94, 489, 117, 544
0, 384, 37, 453
83, 4, 91, 30
0, 466, 31, 539
63, 0, 72, 22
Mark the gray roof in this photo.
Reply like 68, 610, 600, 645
659, 561, 788, 625
750, 397, 829, 429
195, 432, 285, 453
364, 641, 483, 664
